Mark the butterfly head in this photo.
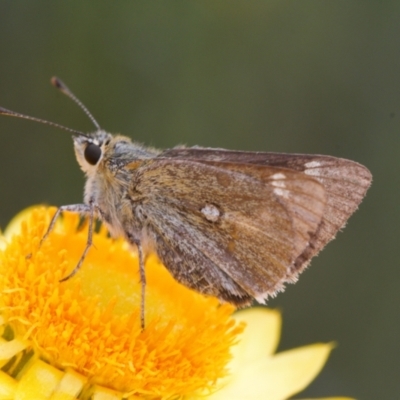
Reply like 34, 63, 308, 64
73, 130, 113, 175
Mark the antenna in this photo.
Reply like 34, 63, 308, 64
51, 77, 101, 130
0, 106, 89, 137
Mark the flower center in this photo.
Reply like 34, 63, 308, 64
0, 207, 243, 398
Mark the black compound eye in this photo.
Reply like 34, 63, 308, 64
84, 143, 102, 165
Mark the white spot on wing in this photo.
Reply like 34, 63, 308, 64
270, 173, 287, 189
201, 204, 221, 222
304, 161, 322, 168
271, 172, 286, 180
273, 188, 290, 199
271, 181, 286, 188
304, 161, 322, 176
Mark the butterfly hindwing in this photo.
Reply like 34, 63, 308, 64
127, 157, 326, 304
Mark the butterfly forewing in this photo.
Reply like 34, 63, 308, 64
160, 148, 372, 274
128, 157, 327, 304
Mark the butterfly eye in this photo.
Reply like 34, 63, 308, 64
84, 142, 102, 165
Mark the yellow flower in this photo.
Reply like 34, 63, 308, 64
0, 207, 353, 400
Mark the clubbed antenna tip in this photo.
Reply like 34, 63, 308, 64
51, 76, 101, 131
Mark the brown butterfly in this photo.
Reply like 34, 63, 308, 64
0, 78, 372, 328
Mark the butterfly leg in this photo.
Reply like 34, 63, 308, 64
59, 202, 98, 282
138, 243, 146, 330
39, 201, 100, 282
127, 235, 146, 330
40, 203, 93, 246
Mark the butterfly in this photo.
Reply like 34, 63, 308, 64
0, 77, 372, 328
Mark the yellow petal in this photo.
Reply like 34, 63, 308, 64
208, 343, 333, 400
2, 206, 39, 239
0, 370, 17, 399
50, 369, 87, 400
0, 232, 6, 251
231, 308, 281, 366
0, 338, 29, 367
16, 359, 63, 399
298, 398, 355, 400
91, 386, 123, 399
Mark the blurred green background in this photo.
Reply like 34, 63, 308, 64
0, 2, 397, 398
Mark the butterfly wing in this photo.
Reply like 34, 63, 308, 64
160, 147, 372, 274
127, 157, 327, 305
